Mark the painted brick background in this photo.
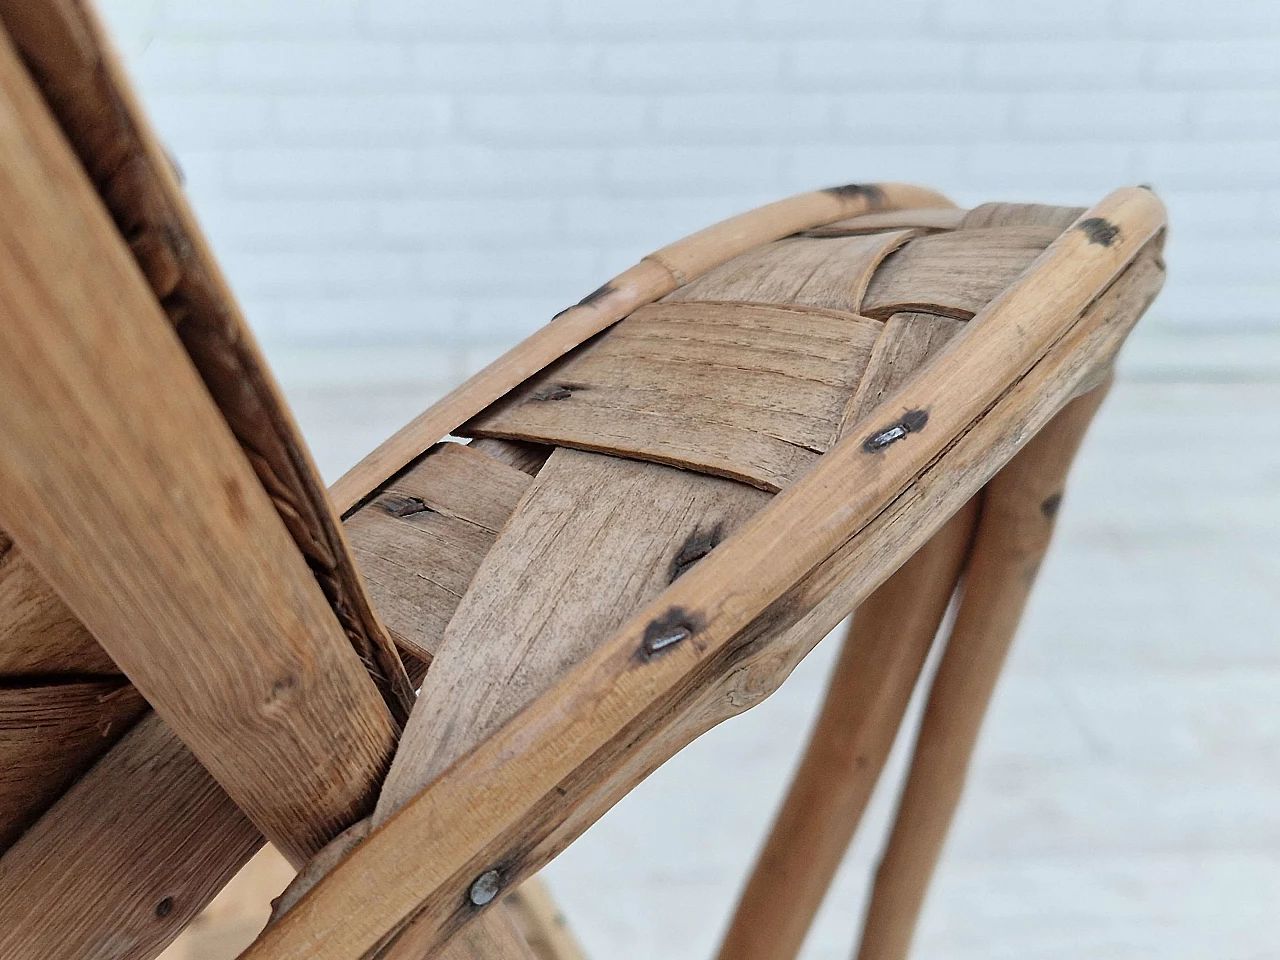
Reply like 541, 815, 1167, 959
98, 0, 1280, 397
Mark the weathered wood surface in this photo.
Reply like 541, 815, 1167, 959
244, 189, 1164, 960
854, 384, 1111, 960
861, 226, 1062, 320
960, 201, 1087, 232
715, 501, 978, 960
0, 0, 414, 720
664, 231, 913, 312
375, 447, 771, 822
0, 714, 264, 960
466, 302, 883, 490
332, 183, 955, 514
840, 312, 967, 436
0, 24, 397, 870
0, 678, 147, 850
0, 539, 117, 676
346, 442, 534, 664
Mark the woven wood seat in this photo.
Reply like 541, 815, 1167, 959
0, 4, 1165, 960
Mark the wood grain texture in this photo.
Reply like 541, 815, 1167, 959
960, 201, 1086, 232
0, 542, 118, 676
467, 437, 555, 476
854, 384, 1112, 960
366, 450, 769, 959
801, 208, 966, 237
840, 312, 967, 436
465, 301, 882, 491
715, 501, 978, 960
0, 677, 147, 850
0, 0, 414, 721
860, 226, 1061, 320
346, 443, 534, 663
0, 26, 396, 868
375, 447, 771, 822
665, 231, 913, 312
0, 714, 264, 960
244, 188, 1164, 960
332, 184, 955, 514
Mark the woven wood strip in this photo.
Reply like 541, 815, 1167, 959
345, 443, 534, 666
665, 229, 913, 311
861, 225, 1063, 320
464, 301, 882, 491
0, 678, 147, 849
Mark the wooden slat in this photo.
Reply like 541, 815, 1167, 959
465, 302, 882, 491
840, 312, 967, 436
345, 443, 534, 663
665, 231, 913, 312
860, 225, 1062, 320
960, 201, 1086, 232
374, 447, 770, 819
245, 189, 1164, 960
0, 0, 414, 721
0, 714, 263, 960
0, 677, 147, 850
0, 24, 396, 868
801, 207, 966, 237
332, 184, 955, 514
854, 384, 1111, 960
0, 540, 117, 676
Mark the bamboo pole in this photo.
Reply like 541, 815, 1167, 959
715, 500, 978, 960
853, 383, 1112, 960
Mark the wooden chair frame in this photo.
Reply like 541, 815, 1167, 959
0, 4, 1166, 960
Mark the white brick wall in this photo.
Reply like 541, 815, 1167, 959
100, 0, 1280, 381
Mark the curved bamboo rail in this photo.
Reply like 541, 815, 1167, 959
853, 382, 1112, 960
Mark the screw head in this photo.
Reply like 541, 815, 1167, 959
469, 869, 502, 906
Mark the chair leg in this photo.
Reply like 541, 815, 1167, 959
504, 877, 589, 960
853, 382, 1111, 960
716, 497, 979, 960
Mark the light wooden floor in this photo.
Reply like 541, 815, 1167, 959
165, 332, 1280, 960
